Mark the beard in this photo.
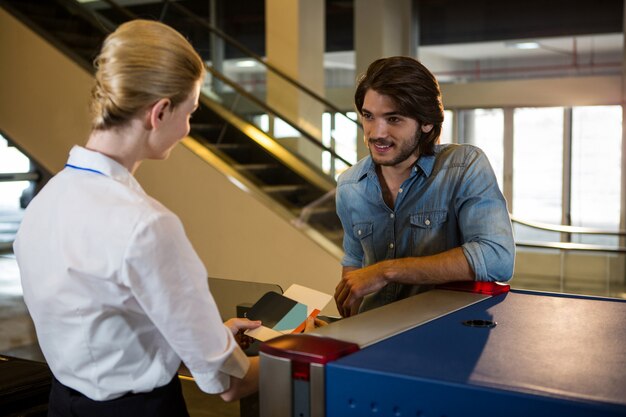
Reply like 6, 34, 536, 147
368, 129, 421, 167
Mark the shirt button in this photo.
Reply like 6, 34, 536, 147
398, 188, 403, 193
425, 219, 431, 226
390, 213, 395, 219
389, 243, 394, 249
358, 230, 362, 235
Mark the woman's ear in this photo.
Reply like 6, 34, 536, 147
421, 123, 434, 133
146, 98, 171, 130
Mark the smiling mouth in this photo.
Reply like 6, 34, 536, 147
370, 141, 393, 152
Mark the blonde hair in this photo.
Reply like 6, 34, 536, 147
91, 19, 205, 130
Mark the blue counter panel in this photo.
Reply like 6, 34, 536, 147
326, 290, 626, 417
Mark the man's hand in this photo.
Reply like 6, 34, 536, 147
224, 318, 262, 350
334, 265, 388, 317
303, 316, 329, 332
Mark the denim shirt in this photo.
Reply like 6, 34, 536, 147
336, 144, 515, 312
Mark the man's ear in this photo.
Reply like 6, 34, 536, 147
147, 98, 171, 130
421, 123, 434, 133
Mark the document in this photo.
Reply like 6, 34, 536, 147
244, 284, 332, 341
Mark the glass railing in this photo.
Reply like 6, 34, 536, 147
294, 192, 626, 299
511, 216, 626, 299
84, 0, 362, 181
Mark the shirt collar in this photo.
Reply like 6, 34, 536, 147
415, 153, 436, 177
66, 146, 144, 192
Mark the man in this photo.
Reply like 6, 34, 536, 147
334, 56, 515, 317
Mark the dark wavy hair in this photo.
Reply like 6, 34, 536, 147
354, 56, 444, 156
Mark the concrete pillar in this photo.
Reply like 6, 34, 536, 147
354, 0, 414, 159
265, 0, 325, 167
619, 0, 626, 284
209, 0, 225, 94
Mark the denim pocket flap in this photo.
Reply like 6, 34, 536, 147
353, 222, 373, 239
410, 210, 447, 229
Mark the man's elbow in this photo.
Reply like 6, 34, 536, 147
466, 240, 515, 282
488, 251, 515, 282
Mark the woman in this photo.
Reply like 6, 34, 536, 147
14, 19, 260, 416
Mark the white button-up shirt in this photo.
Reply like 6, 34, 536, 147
14, 146, 248, 400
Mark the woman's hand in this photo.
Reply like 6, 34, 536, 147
224, 318, 262, 350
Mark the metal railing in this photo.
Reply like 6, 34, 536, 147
512, 215, 626, 254
510, 215, 625, 298
94, 0, 361, 180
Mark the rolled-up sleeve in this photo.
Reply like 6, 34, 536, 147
456, 149, 515, 282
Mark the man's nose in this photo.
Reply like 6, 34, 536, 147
370, 120, 387, 138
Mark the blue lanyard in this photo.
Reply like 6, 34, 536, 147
64, 164, 106, 176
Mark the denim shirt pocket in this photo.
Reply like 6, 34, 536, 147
409, 210, 448, 255
353, 222, 375, 266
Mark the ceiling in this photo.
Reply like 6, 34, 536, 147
84, 0, 624, 81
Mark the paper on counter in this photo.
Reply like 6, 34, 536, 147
244, 284, 332, 342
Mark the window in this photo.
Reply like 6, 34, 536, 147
0, 134, 30, 210
0, 134, 31, 244
440, 109, 454, 144
571, 106, 622, 246
323, 112, 358, 178
513, 107, 564, 241
458, 109, 504, 188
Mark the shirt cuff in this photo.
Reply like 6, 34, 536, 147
190, 347, 250, 394
341, 255, 362, 268
461, 241, 488, 281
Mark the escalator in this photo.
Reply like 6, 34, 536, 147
0, 0, 359, 247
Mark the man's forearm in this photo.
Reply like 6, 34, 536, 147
335, 247, 475, 317
380, 247, 475, 285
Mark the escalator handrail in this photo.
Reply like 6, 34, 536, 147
96, 0, 355, 170
205, 65, 354, 168
60, 0, 117, 33
165, 0, 361, 130
99, 0, 136, 20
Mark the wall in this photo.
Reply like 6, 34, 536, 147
325, 76, 622, 111
0, 8, 343, 314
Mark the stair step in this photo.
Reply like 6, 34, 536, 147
191, 122, 223, 132
55, 31, 102, 48
211, 143, 249, 150
261, 184, 309, 194
233, 163, 278, 172
303, 205, 336, 214
322, 229, 344, 241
